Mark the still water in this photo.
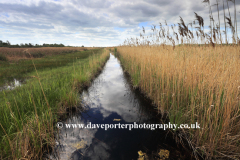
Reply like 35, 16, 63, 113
0, 79, 22, 91
49, 53, 182, 160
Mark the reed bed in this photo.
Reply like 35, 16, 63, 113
117, 45, 240, 158
116, 1, 240, 158
0, 48, 110, 159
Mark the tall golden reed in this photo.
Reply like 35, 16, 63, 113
117, 44, 240, 159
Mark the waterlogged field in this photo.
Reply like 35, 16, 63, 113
0, 48, 110, 159
116, 9, 240, 159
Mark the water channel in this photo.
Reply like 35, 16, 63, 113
48, 53, 186, 160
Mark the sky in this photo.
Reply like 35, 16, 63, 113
0, 0, 239, 47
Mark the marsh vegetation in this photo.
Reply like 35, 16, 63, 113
117, 0, 240, 159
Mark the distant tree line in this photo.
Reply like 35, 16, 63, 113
0, 40, 65, 48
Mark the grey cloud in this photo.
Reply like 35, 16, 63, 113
110, 2, 159, 23
0, 20, 54, 29
0, 1, 63, 16
129, 3, 159, 17
0, 1, 113, 29
143, 0, 171, 7
72, 0, 111, 8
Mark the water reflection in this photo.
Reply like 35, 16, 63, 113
50, 54, 175, 160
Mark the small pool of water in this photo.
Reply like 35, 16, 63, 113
0, 79, 23, 91
48, 53, 185, 160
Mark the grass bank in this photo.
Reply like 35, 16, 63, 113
0, 48, 110, 159
116, 45, 240, 159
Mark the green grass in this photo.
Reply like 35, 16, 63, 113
0, 49, 99, 86
0, 48, 110, 159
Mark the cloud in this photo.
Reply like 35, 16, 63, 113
0, 0, 239, 46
